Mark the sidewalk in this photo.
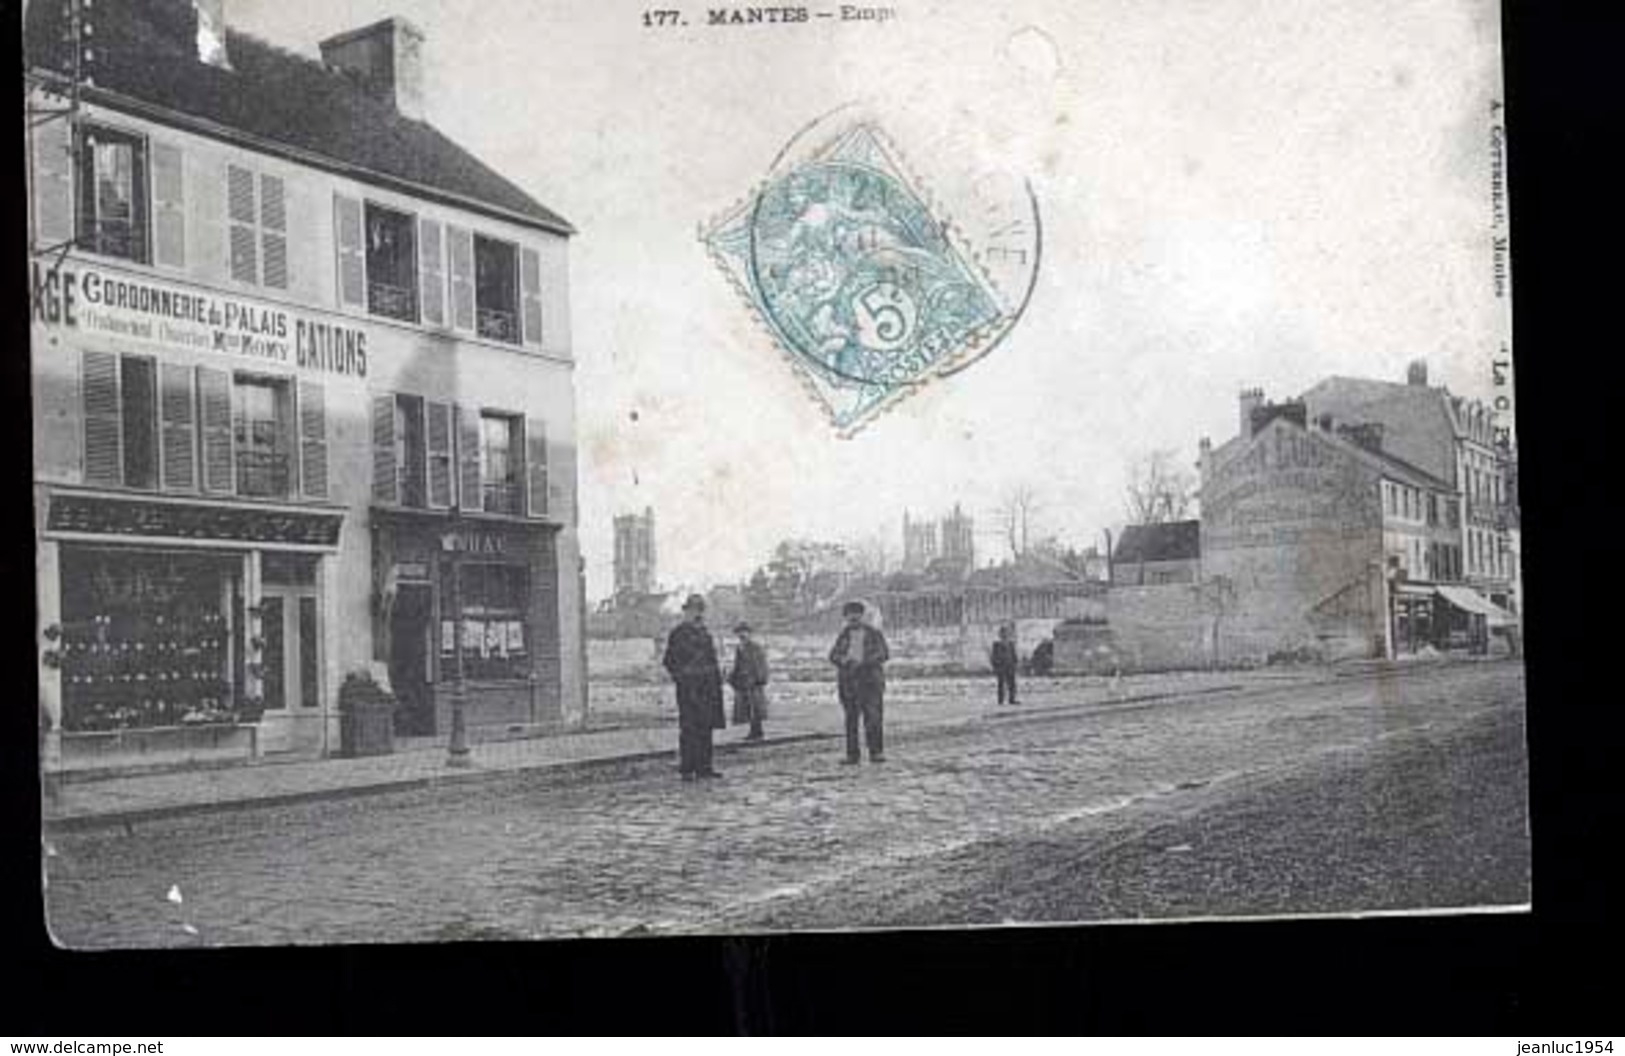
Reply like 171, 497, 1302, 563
42, 667, 1327, 829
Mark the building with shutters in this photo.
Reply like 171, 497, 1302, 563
26, 0, 582, 774
1197, 385, 1514, 663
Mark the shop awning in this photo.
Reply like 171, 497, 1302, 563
1434, 584, 1517, 626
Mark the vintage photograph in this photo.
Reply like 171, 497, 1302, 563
26, 0, 1526, 947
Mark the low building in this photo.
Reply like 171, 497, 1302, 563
1110, 520, 1200, 585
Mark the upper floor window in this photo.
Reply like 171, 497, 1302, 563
233, 375, 293, 498
474, 236, 521, 345
77, 124, 149, 263
480, 412, 522, 514
366, 203, 419, 323
78, 352, 327, 501
227, 164, 289, 289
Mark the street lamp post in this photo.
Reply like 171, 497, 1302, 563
446, 508, 472, 768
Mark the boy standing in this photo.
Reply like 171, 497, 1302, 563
728, 622, 771, 742
990, 622, 1020, 706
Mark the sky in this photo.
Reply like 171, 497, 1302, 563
226, 0, 1510, 600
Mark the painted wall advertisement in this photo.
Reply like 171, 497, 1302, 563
29, 258, 369, 378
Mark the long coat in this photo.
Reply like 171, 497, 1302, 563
728, 639, 771, 724
662, 621, 726, 730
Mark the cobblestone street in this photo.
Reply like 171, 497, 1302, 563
41, 662, 1528, 947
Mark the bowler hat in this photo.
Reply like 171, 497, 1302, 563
732, 621, 752, 633
682, 593, 706, 612
842, 600, 866, 616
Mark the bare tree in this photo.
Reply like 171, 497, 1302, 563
997, 484, 1041, 559
848, 532, 895, 579
1124, 449, 1197, 524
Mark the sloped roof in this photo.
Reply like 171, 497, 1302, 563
1214, 413, 1454, 493
24, 0, 571, 234
1114, 520, 1201, 564
1300, 376, 1454, 438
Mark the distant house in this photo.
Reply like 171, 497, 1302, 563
1112, 521, 1201, 585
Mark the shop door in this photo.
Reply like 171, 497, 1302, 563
259, 585, 320, 751
390, 584, 434, 735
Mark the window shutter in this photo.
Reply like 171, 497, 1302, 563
520, 246, 543, 347
426, 400, 453, 509
524, 418, 549, 518
227, 164, 258, 283
372, 393, 398, 505
81, 351, 123, 486
158, 362, 196, 491
260, 173, 288, 289
299, 381, 328, 499
457, 404, 481, 511
30, 114, 74, 248
196, 366, 235, 493
150, 142, 186, 269
447, 226, 474, 332
334, 193, 366, 309
419, 219, 445, 327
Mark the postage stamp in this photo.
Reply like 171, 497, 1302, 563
703, 119, 1040, 433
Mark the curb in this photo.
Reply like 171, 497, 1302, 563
41, 663, 1486, 832
42, 729, 835, 833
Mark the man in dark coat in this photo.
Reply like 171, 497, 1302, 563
829, 600, 890, 764
990, 622, 1020, 706
662, 593, 726, 780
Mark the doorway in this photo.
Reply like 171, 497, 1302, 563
258, 583, 320, 753
390, 583, 435, 735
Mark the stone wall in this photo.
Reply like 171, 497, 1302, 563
1104, 585, 1213, 671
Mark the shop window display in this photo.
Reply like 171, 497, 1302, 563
57, 549, 244, 731
439, 561, 529, 681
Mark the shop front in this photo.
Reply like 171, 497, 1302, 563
371, 508, 562, 737
39, 489, 345, 773
1390, 581, 1516, 656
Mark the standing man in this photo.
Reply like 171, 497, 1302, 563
990, 622, 1020, 706
727, 621, 771, 742
829, 600, 890, 764
662, 594, 726, 780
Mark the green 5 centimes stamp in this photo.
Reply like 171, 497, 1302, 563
703, 114, 1041, 434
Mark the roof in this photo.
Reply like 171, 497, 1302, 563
24, 0, 571, 234
1114, 520, 1201, 564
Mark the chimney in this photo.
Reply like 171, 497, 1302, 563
1407, 359, 1429, 387
193, 0, 231, 68
320, 17, 426, 121
1239, 387, 1265, 436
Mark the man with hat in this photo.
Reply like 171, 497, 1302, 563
662, 593, 726, 780
828, 600, 891, 764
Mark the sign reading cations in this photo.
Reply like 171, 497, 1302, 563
29, 261, 369, 378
